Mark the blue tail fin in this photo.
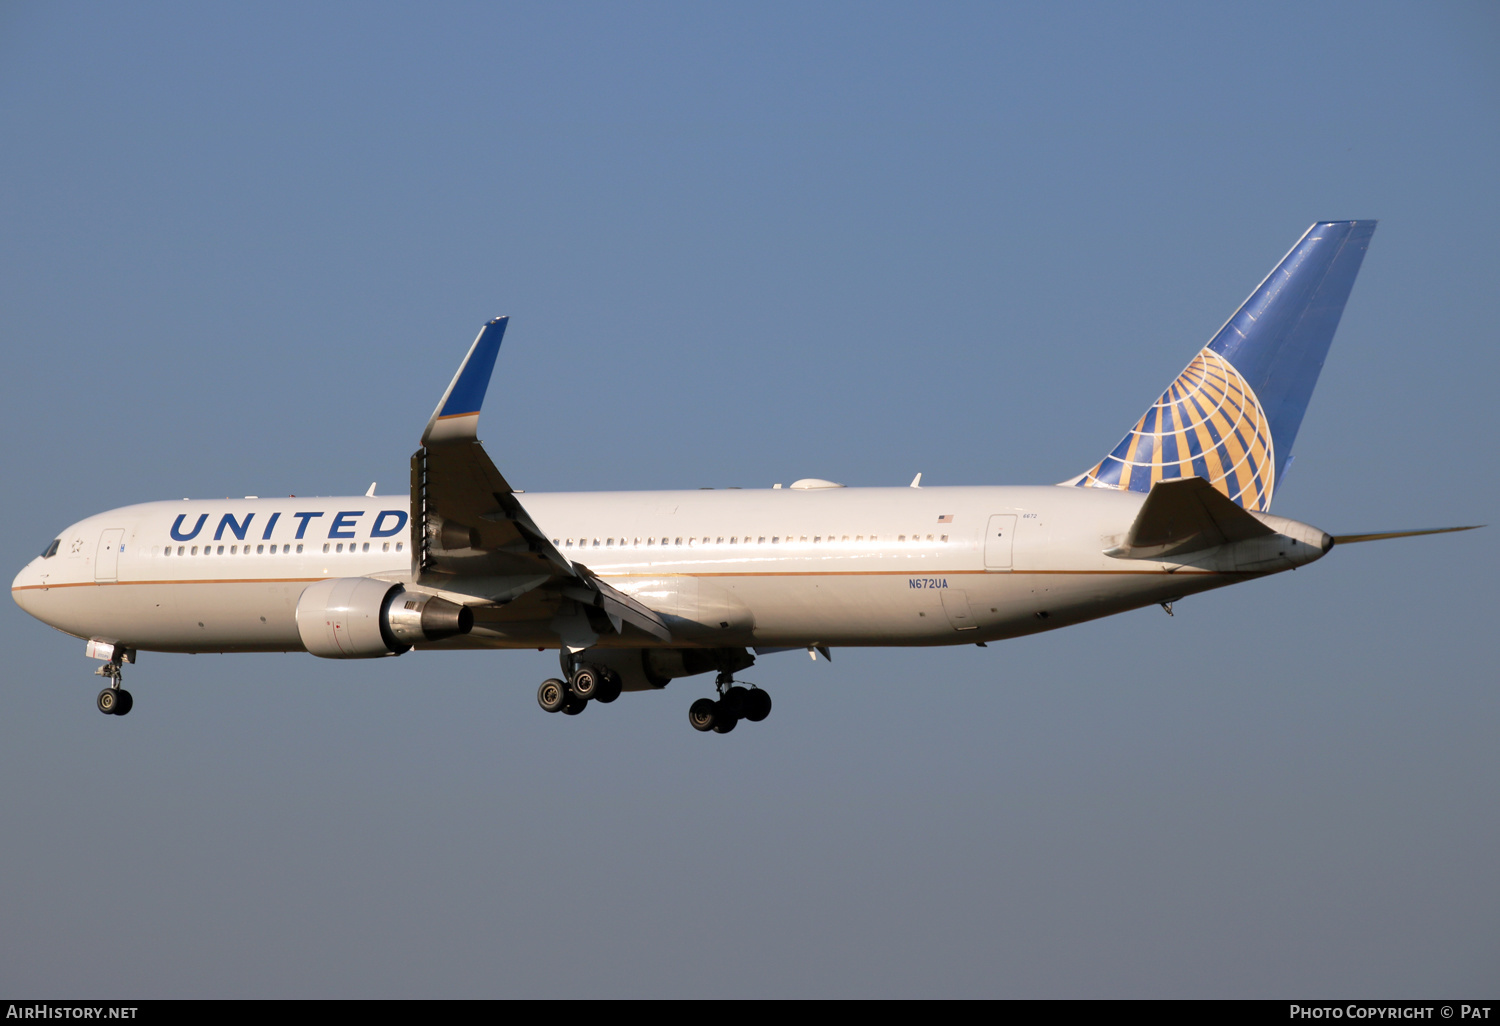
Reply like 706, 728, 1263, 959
1069, 221, 1376, 511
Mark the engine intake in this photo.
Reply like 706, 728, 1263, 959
296, 578, 472, 658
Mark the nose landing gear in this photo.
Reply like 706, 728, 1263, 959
94, 660, 133, 716
689, 672, 771, 734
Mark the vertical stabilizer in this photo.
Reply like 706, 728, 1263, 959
1069, 221, 1375, 510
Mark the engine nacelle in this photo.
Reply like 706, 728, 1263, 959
295, 578, 473, 659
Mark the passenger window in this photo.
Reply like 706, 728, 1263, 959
675, 537, 682, 546
758, 537, 765, 544
362, 542, 369, 552
772, 537, 779, 544
191, 546, 199, 555
899, 535, 905, 542
178, 546, 185, 555
940, 535, 948, 542
926, 534, 933, 541
162, 547, 170, 558
607, 539, 614, 547
257, 544, 265, 554
593, 539, 600, 547
383, 542, 390, 552
395, 542, 403, 552
323, 543, 330, 553
296, 544, 304, 554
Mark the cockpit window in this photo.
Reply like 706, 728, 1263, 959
41, 538, 60, 559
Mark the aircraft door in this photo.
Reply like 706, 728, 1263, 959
984, 514, 1017, 570
95, 529, 124, 582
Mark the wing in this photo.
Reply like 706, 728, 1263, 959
409, 318, 669, 640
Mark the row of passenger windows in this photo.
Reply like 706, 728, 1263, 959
163, 542, 404, 556
549, 534, 949, 548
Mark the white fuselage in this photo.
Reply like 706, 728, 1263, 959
11, 484, 1328, 656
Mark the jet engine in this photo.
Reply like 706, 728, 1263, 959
295, 577, 473, 658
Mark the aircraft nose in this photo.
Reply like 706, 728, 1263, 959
12, 560, 42, 614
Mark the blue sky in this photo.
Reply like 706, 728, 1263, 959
2, 2, 1496, 996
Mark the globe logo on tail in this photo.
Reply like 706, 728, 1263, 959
1075, 349, 1276, 511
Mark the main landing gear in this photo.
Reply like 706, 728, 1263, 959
94, 660, 133, 716
688, 672, 771, 735
537, 662, 624, 717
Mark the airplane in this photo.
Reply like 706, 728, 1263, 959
11, 220, 1478, 733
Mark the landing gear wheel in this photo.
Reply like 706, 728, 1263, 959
721, 685, 749, 717
538, 678, 568, 713
97, 688, 120, 715
742, 688, 771, 723
570, 665, 601, 700
689, 698, 718, 732
112, 689, 134, 716
593, 669, 623, 704
562, 694, 589, 716
710, 702, 739, 733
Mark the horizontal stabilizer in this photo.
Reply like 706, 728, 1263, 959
1107, 476, 1273, 560
1330, 525, 1482, 546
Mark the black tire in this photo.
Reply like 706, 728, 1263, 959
537, 678, 568, 713
711, 702, 738, 733
742, 688, 771, 723
570, 665, 600, 700
96, 688, 118, 715
722, 685, 748, 717
562, 694, 589, 716
688, 697, 717, 732
594, 669, 623, 704
112, 689, 134, 716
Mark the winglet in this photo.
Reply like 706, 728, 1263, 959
421, 317, 508, 445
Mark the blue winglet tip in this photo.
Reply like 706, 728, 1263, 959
439, 316, 508, 418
